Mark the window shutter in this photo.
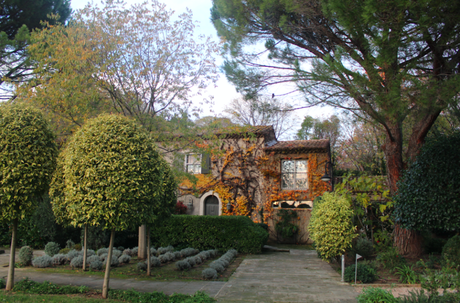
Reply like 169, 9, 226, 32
201, 153, 211, 174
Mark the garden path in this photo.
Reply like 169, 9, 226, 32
0, 249, 358, 302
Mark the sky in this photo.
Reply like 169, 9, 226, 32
70, 0, 334, 139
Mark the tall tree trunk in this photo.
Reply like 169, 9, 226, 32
383, 125, 423, 257
146, 226, 151, 276
102, 229, 115, 299
83, 224, 88, 271
6, 218, 18, 291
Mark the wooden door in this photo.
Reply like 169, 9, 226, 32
205, 195, 219, 216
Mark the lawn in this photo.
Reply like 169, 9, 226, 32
0, 291, 119, 302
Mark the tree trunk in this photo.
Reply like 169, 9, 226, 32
382, 126, 423, 257
102, 229, 115, 299
146, 226, 151, 276
83, 224, 88, 271
6, 218, 18, 291
394, 224, 423, 257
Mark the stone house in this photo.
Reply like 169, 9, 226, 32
176, 125, 332, 244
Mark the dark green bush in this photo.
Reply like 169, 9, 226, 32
18, 246, 33, 266
394, 132, 460, 232
44, 242, 60, 257
442, 235, 460, 267
13, 278, 88, 294
0, 278, 5, 289
151, 215, 268, 253
344, 263, 377, 283
377, 247, 406, 270
352, 237, 374, 259
357, 287, 397, 303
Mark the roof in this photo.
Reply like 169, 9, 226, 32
204, 125, 277, 142
264, 139, 330, 153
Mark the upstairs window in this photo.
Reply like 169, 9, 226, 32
185, 153, 210, 174
185, 154, 202, 174
281, 160, 308, 190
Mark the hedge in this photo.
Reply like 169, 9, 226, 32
151, 215, 268, 253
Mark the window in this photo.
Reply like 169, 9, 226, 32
281, 160, 308, 189
185, 154, 202, 174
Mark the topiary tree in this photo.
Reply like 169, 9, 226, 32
0, 104, 57, 290
309, 192, 357, 261
394, 132, 460, 233
50, 114, 176, 298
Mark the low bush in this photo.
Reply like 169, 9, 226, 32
74, 244, 82, 251
377, 247, 406, 270
59, 248, 70, 255
132, 247, 138, 255
118, 254, 131, 264
51, 254, 67, 265
108, 289, 216, 303
150, 256, 161, 267
344, 263, 377, 283
70, 256, 84, 268
112, 249, 122, 258
176, 260, 191, 271
137, 262, 147, 271
209, 261, 224, 273
90, 260, 103, 270
103, 256, 119, 267
395, 265, 418, 284
18, 246, 33, 266
186, 256, 196, 267
353, 237, 374, 259
398, 289, 460, 303
117, 246, 124, 251
100, 253, 108, 262
65, 239, 75, 249
123, 248, 133, 256
66, 249, 79, 262
442, 235, 460, 267
0, 278, 4, 289
44, 242, 60, 257
152, 216, 268, 253
97, 248, 108, 256
32, 255, 52, 268
357, 287, 397, 303
87, 255, 100, 263
202, 268, 218, 280
194, 255, 203, 265
12, 278, 89, 294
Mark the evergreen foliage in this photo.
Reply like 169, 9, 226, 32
394, 133, 460, 232
44, 242, 60, 257
442, 235, 460, 267
309, 192, 356, 261
18, 246, 33, 266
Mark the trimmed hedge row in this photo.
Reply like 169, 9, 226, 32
151, 215, 268, 253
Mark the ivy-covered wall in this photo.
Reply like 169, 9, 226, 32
176, 129, 331, 244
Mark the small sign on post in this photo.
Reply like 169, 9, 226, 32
355, 253, 362, 284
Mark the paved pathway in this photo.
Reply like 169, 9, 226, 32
0, 248, 358, 302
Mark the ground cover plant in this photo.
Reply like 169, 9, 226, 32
1, 278, 216, 302
23, 245, 244, 282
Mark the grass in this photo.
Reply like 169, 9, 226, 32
23, 254, 245, 282
0, 292, 119, 302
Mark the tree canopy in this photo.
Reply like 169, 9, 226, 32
18, 0, 219, 140
211, 0, 460, 256
0, 104, 57, 290
0, 0, 71, 99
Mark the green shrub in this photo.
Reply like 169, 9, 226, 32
150, 256, 161, 267
357, 287, 397, 303
66, 239, 75, 249
137, 262, 147, 271
151, 215, 268, 253
395, 265, 418, 284
13, 278, 89, 294
0, 279, 5, 289
176, 260, 191, 271
118, 254, 131, 264
18, 246, 33, 266
344, 263, 377, 283
74, 244, 82, 251
353, 237, 374, 259
32, 255, 52, 268
398, 289, 460, 303
44, 242, 60, 257
309, 192, 357, 261
90, 260, 103, 270
70, 256, 84, 268
59, 248, 70, 255
442, 235, 460, 267
394, 132, 460, 232
103, 256, 119, 267
202, 268, 218, 280
377, 247, 406, 270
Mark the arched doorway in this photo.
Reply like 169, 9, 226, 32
204, 195, 219, 216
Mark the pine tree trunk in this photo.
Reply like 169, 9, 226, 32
83, 224, 88, 271
146, 226, 151, 276
102, 229, 115, 299
6, 218, 18, 291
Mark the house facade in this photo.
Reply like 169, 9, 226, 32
176, 125, 331, 244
